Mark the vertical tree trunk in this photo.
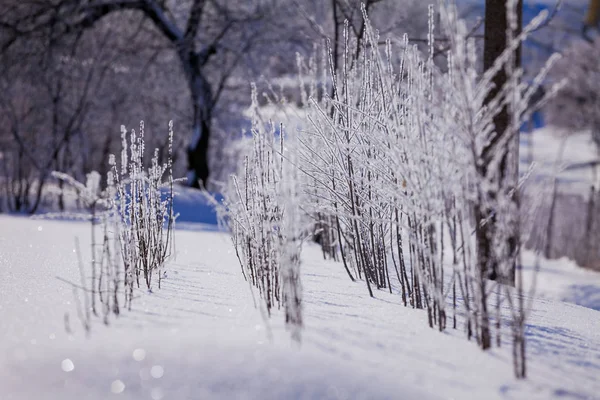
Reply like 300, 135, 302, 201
481, 0, 522, 285
182, 51, 214, 189
545, 178, 558, 259
584, 185, 596, 267
186, 74, 212, 189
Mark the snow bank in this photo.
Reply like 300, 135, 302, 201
1, 216, 599, 399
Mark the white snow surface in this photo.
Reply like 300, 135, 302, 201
1, 215, 600, 400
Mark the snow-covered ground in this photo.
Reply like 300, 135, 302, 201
522, 252, 600, 312
1, 215, 600, 400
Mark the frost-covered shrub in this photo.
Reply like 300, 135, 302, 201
50, 121, 177, 328
112, 121, 176, 296
219, 86, 304, 341
222, 1, 562, 377
234, 2, 560, 376
51, 169, 120, 324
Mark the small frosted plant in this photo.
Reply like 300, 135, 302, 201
219, 87, 305, 342
112, 121, 176, 296
49, 121, 177, 328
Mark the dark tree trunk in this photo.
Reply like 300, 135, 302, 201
480, 0, 522, 286
181, 49, 215, 189
187, 90, 211, 188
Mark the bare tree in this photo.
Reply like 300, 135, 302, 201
475, 0, 523, 291
0, 27, 109, 213
0, 0, 303, 189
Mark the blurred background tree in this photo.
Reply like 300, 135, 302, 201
0, 0, 591, 214
0, 0, 427, 212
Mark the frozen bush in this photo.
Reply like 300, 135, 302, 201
49, 121, 177, 328
219, 86, 305, 341
266, 2, 560, 376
